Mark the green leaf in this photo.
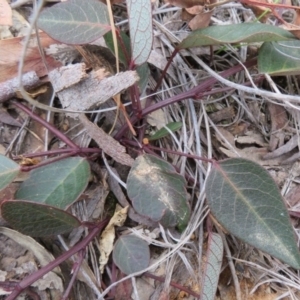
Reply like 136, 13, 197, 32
104, 31, 131, 67
113, 235, 150, 275
1, 200, 81, 237
258, 40, 300, 75
37, 0, 110, 44
0, 155, 19, 191
148, 122, 183, 141
15, 157, 90, 209
205, 158, 300, 269
178, 23, 296, 49
127, 154, 190, 228
127, 0, 153, 65
201, 233, 223, 300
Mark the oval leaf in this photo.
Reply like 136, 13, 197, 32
0, 155, 19, 191
1, 200, 81, 237
178, 23, 296, 49
148, 122, 183, 141
201, 233, 223, 300
37, 0, 110, 44
113, 235, 150, 275
258, 40, 300, 75
127, 0, 153, 65
15, 157, 90, 209
127, 154, 190, 228
205, 158, 300, 269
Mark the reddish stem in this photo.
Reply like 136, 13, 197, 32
146, 144, 214, 164
144, 272, 200, 298
15, 148, 102, 159
115, 58, 257, 140
6, 219, 108, 300
62, 249, 86, 300
12, 100, 79, 149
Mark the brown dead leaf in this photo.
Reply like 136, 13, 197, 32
216, 127, 288, 166
188, 8, 214, 30
186, 5, 204, 15
267, 102, 288, 151
79, 114, 134, 166
263, 134, 298, 160
209, 106, 235, 123
293, 9, 300, 26
0, 32, 62, 83
281, 22, 300, 39
182, 8, 196, 22
0, 0, 12, 26
114, 279, 133, 300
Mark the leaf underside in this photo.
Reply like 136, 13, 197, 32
205, 158, 300, 269
127, 0, 153, 65
201, 233, 223, 300
37, 0, 110, 44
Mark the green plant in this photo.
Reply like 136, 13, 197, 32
2, 0, 300, 298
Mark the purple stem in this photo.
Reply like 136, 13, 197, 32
115, 59, 257, 140
15, 148, 102, 159
144, 272, 200, 298
6, 219, 108, 300
12, 100, 79, 149
62, 249, 86, 300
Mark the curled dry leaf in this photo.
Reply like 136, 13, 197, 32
263, 135, 298, 160
79, 114, 134, 166
98, 204, 128, 273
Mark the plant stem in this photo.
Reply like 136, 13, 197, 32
15, 148, 102, 159
146, 144, 214, 164
6, 219, 108, 300
115, 58, 257, 140
144, 272, 200, 298
12, 100, 79, 149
